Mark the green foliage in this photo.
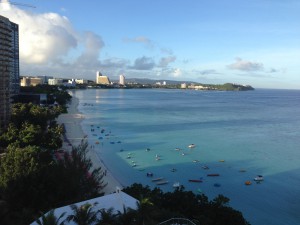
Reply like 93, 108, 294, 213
67, 203, 98, 225
35, 209, 66, 225
52, 139, 106, 203
0, 103, 64, 150
0, 145, 41, 188
20, 84, 72, 106
11, 103, 64, 129
97, 208, 117, 225
123, 183, 250, 225
0, 139, 106, 225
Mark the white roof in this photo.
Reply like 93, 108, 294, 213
31, 190, 138, 225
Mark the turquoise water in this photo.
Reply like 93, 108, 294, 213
74, 88, 300, 225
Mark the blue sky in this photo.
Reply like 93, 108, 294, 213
1, 0, 300, 89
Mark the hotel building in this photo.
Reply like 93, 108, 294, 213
96, 71, 110, 85
0, 15, 19, 130
119, 74, 125, 85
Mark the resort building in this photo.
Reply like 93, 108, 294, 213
31, 190, 138, 225
181, 83, 187, 89
0, 15, 19, 130
119, 74, 125, 85
20, 77, 43, 87
75, 78, 88, 84
48, 78, 64, 85
96, 71, 110, 85
37, 75, 53, 84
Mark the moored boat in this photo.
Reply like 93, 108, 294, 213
207, 174, 220, 177
188, 179, 203, 183
245, 180, 252, 185
152, 177, 164, 182
254, 175, 264, 181
156, 180, 169, 185
173, 182, 180, 188
188, 144, 196, 148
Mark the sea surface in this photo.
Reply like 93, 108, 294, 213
73, 88, 300, 225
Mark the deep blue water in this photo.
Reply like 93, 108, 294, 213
74, 88, 300, 225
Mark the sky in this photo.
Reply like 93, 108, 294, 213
1, 0, 300, 89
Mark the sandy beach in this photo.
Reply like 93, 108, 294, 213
57, 95, 123, 194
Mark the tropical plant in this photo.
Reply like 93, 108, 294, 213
66, 203, 98, 225
135, 196, 154, 225
35, 209, 66, 225
96, 207, 117, 225
116, 206, 136, 225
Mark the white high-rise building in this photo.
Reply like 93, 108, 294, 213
119, 74, 125, 85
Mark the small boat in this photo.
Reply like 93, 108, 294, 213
207, 174, 220, 177
132, 163, 137, 167
188, 144, 196, 148
152, 177, 164, 182
175, 148, 181, 151
254, 175, 264, 181
219, 160, 225, 162
193, 160, 199, 163
146, 172, 153, 177
156, 180, 169, 185
173, 182, 180, 188
188, 179, 203, 183
245, 181, 252, 185
170, 168, 177, 172
239, 169, 246, 172
214, 183, 221, 187
202, 165, 209, 170
146, 148, 150, 151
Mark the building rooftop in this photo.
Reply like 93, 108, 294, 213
31, 190, 138, 225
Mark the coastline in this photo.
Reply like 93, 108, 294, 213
57, 94, 123, 194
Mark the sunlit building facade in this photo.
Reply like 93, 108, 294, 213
96, 71, 110, 85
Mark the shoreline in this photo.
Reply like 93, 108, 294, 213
57, 94, 123, 194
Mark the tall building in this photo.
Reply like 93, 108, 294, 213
119, 74, 125, 85
96, 71, 110, 85
0, 15, 19, 130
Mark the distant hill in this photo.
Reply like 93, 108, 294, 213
112, 78, 190, 85
111, 78, 254, 91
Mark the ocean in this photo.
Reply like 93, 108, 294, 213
73, 88, 300, 225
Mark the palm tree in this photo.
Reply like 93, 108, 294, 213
135, 197, 154, 225
35, 209, 66, 225
116, 206, 136, 225
66, 203, 98, 225
96, 207, 117, 225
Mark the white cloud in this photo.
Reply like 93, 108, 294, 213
173, 68, 182, 77
130, 56, 155, 70
227, 57, 264, 72
0, 3, 108, 78
158, 56, 176, 67
123, 36, 155, 49
1, 6, 78, 64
